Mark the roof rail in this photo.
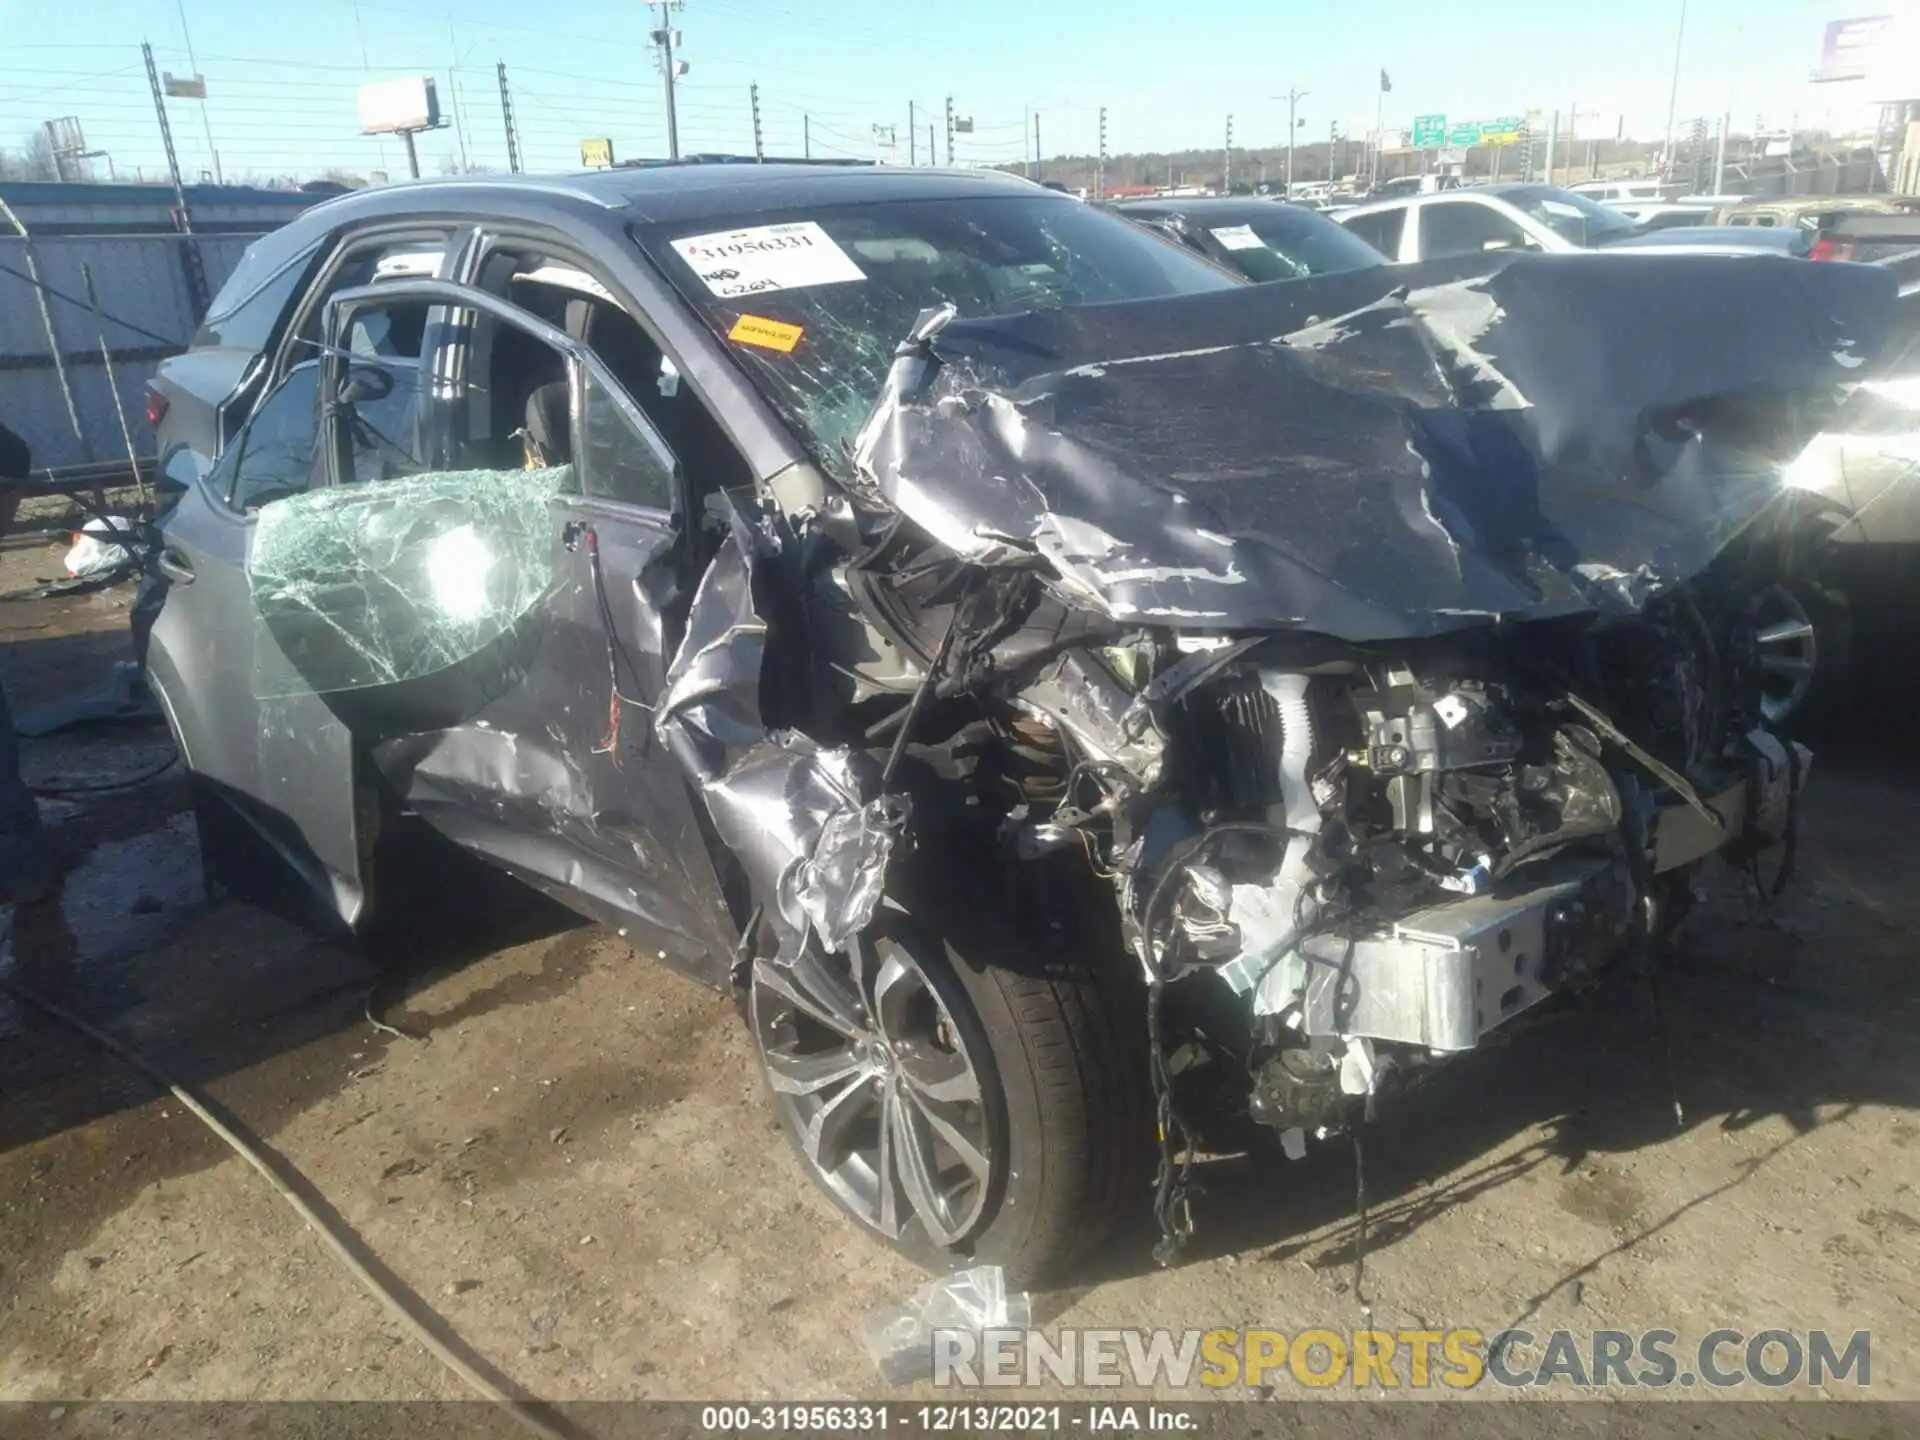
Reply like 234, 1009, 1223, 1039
613, 153, 876, 170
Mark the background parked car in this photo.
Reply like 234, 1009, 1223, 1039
1109, 197, 1385, 282
1334, 182, 1815, 262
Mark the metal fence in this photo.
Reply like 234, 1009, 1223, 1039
0, 231, 260, 474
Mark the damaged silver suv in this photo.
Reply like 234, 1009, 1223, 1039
146, 162, 1895, 1283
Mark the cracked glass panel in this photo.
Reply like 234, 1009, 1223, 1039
248, 464, 572, 699
635, 195, 1239, 482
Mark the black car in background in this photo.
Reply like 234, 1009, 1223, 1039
1108, 196, 1385, 282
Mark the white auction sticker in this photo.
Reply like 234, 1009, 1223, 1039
1210, 224, 1266, 252
670, 221, 867, 297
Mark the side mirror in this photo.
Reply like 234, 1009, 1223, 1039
337, 364, 394, 407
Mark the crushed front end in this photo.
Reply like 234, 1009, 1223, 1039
661, 249, 1895, 1268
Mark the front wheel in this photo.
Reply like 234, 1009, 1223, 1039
748, 867, 1150, 1285
1743, 580, 1850, 729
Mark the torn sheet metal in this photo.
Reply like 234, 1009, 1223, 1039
248, 466, 572, 699
1013, 649, 1165, 785
788, 767, 909, 953
656, 521, 907, 954
853, 253, 1899, 641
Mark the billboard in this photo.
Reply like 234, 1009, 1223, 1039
580, 138, 614, 168
1412, 114, 1447, 149
1817, 15, 1894, 81
357, 77, 443, 135
1814, 13, 1920, 95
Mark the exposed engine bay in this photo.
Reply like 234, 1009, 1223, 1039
653, 250, 1892, 1262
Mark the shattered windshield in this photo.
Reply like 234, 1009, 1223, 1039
635, 195, 1240, 478
1496, 185, 1639, 246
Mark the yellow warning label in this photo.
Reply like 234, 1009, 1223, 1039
727, 314, 805, 353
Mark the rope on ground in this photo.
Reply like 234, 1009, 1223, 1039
0, 962, 577, 1440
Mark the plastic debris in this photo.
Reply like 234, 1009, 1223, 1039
862, 1265, 1031, 1386
63, 515, 138, 580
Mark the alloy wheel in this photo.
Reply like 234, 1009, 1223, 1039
1747, 584, 1819, 726
750, 931, 994, 1247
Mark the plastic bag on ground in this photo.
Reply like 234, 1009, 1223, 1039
862, 1264, 1032, 1386
64, 516, 138, 579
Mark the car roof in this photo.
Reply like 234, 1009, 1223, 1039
1336, 191, 1448, 216
291, 162, 1052, 231
1478, 183, 1568, 200
223, 163, 1063, 300
1112, 197, 1319, 222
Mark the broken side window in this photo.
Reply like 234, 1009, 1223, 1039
245, 289, 582, 701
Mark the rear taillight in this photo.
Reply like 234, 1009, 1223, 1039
145, 387, 168, 428
1808, 236, 1856, 262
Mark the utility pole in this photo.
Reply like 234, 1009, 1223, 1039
1033, 111, 1042, 182
445, 18, 471, 171
1023, 106, 1031, 177
804, 114, 811, 159
1096, 105, 1107, 199
497, 63, 522, 173
649, 0, 685, 161
1223, 113, 1233, 192
1543, 109, 1559, 187
945, 95, 955, 165
1372, 83, 1385, 187
1278, 87, 1307, 195
142, 41, 208, 318
927, 122, 935, 170
750, 82, 764, 161
908, 100, 916, 164
44, 123, 68, 183
1712, 110, 1729, 194
1661, 0, 1688, 179
1328, 120, 1338, 182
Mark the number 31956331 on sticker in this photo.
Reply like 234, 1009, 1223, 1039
670, 220, 867, 298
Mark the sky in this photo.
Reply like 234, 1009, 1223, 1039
0, 0, 1908, 183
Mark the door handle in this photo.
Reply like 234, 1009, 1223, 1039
156, 549, 195, 585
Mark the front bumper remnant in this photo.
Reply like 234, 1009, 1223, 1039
1258, 740, 1807, 1053
1288, 858, 1634, 1052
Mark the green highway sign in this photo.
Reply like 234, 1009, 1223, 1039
1448, 123, 1483, 147
1412, 113, 1447, 149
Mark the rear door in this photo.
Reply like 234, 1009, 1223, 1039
248, 279, 736, 967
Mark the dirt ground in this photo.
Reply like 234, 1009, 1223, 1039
2, 525, 1918, 1414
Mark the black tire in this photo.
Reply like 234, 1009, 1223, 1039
750, 850, 1152, 1286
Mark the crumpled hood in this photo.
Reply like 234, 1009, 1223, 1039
853, 252, 1898, 639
